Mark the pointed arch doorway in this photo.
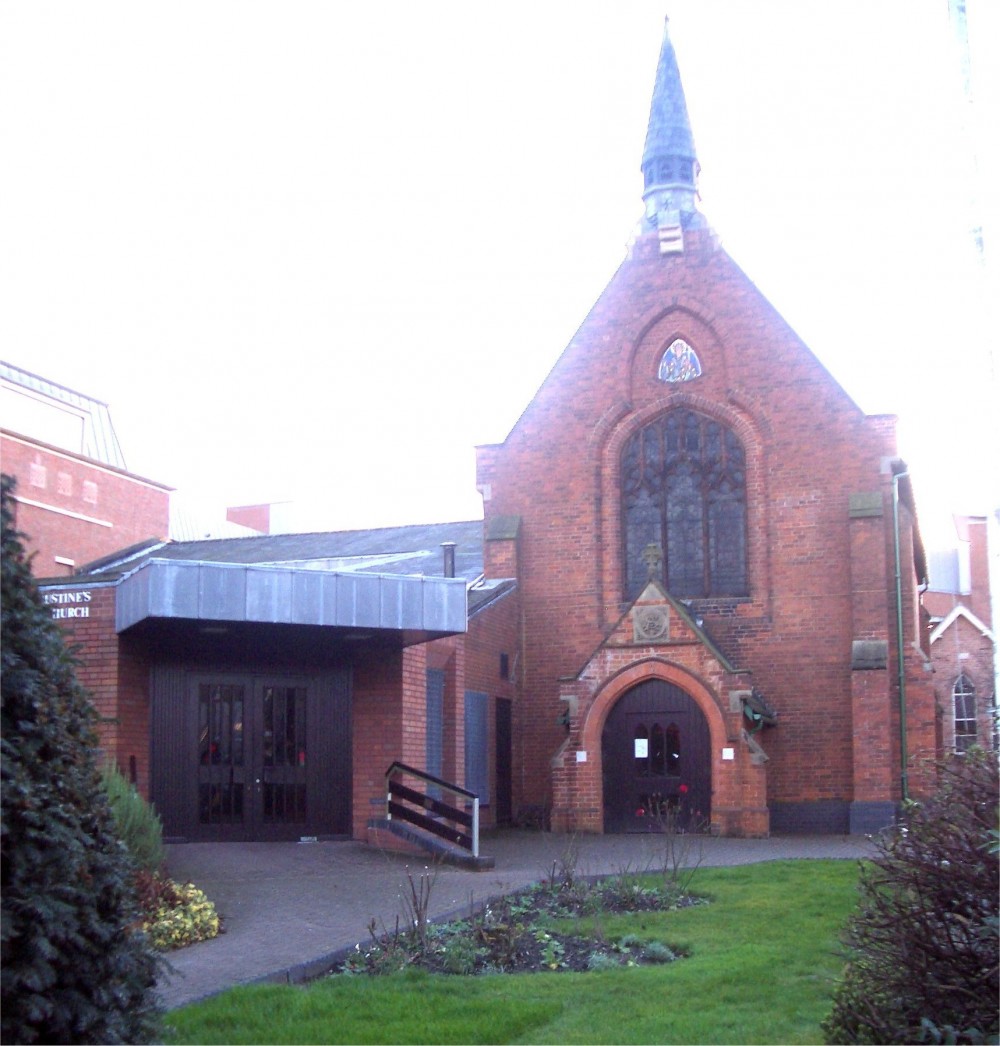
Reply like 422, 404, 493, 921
601, 679, 711, 832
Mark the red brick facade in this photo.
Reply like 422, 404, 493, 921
476, 228, 935, 835
3, 431, 170, 576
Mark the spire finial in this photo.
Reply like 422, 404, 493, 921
639, 16, 705, 238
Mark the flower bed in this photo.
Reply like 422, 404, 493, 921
338, 869, 702, 977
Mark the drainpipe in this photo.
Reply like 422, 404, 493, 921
892, 470, 909, 803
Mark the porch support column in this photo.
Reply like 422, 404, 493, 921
550, 679, 601, 833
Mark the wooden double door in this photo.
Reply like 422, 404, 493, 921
151, 668, 351, 842
601, 679, 711, 833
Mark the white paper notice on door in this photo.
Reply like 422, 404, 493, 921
634, 738, 648, 758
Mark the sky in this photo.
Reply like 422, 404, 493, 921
1, 1, 997, 551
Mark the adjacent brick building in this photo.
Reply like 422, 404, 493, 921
1, 361, 171, 575
925, 516, 997, 755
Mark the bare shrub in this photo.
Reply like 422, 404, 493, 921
648, 801, 707, 895
398, 865, 437, 952
823, 750, 999, 1045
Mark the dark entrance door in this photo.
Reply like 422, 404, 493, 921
196, 679, 314, 841
152, 668, 351, 841
495, 698, 513, 826
601, 679, 711, 833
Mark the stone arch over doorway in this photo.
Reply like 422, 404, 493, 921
582, 659, 729, 834
601, 677, 711, 832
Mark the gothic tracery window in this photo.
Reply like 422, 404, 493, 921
622, 409, 748, 600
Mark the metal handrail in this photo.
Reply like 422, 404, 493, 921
384, 761, 480, 858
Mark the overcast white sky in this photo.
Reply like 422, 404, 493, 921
1, 1, 997, 549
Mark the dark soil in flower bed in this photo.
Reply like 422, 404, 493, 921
336, 871, 704, 977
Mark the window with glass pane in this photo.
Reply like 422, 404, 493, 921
197, 683, 245, 825
953, 675, 977, 753
622, 409, 747, 600
261, 686, 307, 824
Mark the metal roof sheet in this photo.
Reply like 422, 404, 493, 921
81, 520, 486, 585
0, 360, 127, 468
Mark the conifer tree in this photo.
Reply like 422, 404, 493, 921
1, 475, 162, 1044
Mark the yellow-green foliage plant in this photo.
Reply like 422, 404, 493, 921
142, 880, 220, 950
100, 760, 220, 949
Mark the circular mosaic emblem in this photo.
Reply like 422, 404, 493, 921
633, 605, 669, 642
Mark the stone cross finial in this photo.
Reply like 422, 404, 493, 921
641, 543, 663, 578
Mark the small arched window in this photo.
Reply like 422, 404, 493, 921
650, 723, 666, 776
622, 409, 748, 600
953, 675, 977, 753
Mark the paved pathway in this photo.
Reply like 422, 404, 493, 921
157, 829, 873, 1010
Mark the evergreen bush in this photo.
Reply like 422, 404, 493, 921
101, 761, 165, 873
823, 750, 999, 1045
0, 475, 162, 1044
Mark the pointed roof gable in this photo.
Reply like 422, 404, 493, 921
608, 578, 742, 674
930, 604, 994, 644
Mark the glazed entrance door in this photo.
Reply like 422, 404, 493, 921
601, 679, 711, 833
152, 666, 351, 841
196, 678, 310, 841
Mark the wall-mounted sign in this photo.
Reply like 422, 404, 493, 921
43, 590, 92, 619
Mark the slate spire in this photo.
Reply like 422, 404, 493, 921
639, 17, 705, 237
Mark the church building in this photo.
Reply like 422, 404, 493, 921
474, 18, 934, 836
17, 18, 939, 843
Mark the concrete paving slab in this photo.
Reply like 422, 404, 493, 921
156, 829, 873, 1010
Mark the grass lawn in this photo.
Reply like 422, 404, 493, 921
163, 858, 861, 1045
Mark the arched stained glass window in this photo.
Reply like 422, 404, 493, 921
953, 675, 977, 753
658, 339, 702, 383
622, 409, 748, 600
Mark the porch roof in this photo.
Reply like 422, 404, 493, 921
115, 557, 468, 640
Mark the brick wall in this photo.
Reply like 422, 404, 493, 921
4, 432, 170, 576
44, 583, 125, 765
351, 646, 411, 840
463, 587, 521, 825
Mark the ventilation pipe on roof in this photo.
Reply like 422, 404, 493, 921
441, 542, 456, 579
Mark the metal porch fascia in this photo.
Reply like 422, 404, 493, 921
114, 558, 467, 636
